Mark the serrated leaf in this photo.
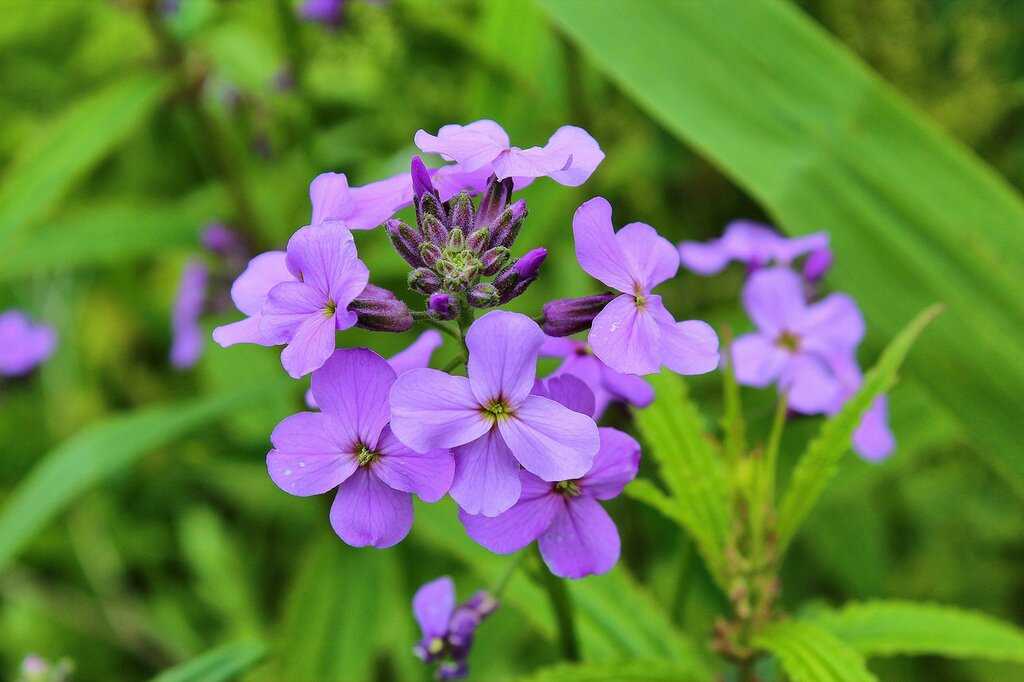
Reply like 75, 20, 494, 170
776, 305, 941, 553
633, 372, 731, 589
149, 640, 266, 682
811, 600, 1024, 664
755, 620, 877, 682
518, 660, 706, 682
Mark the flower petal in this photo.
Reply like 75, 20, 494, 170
229, 251, 292, 316
330, 468, 412, 548
599, 363, 654, 409
259, 281, 326, 344
538, 496, 620, 579
450, 429, 522, 517
678, 239, 732, 275
581, 427, 641, 500
497, 394, 598, 482
459, 472, 559, 552
430, 163, 493, 202
412, 576, 456, 638
572, 197, 634, 293
284, 224, 365, 301
542, 374, 596, 418
389, 369, 491, 452
311, 348, 395, 447
543, 126, 604, 187
280, 311, 338, 379
588, 294, 661, 375
414, 120, 510, 172
466, 311, 544, 406
388, 330, 443, 375
799, 293, 865, 354
345, 172, 416, 229
374, 426, 454, 503
781, 354, 842, 414
267, 412, 358, 496
617, 222, 679, 290
853, 396, 895, 461
742, 267, 807, 336
654, 312, 720, 376
731, 333, 787, 387
491, 146, 569, 181
212, 316, 274, 348
308, 172, 352, 225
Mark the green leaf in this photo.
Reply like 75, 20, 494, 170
755, 620, 877, 682
518, 660, 707, 682
623, 478, 686, 527
811, 600, 1024, 664
776, 305, 941, 553
0, 72, 170, 243
539, 0, 1024, 497
632, 372, 731, 589
0, 383, 275, 573
150, 640, 266, 682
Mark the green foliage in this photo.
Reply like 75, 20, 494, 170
755, 619, 877, 682
518, 659, 708, 681
149, 640, 266, 682
776, 304, 942, 553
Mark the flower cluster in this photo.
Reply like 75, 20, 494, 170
682, 224, 894, 459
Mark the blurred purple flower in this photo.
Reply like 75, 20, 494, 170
268, 349, 454, 547
299, 0, 345, 26
573, 197, 720, 376
0, 311, 56, 378
200, 223, 241, 255
540, 336, 653, 418
826, 350, 895, 461
389, 311, 599, 517
412, 576, 497, 680
461, 375, 640, 578
679, 220, 829, 277
170, 260, 209, 369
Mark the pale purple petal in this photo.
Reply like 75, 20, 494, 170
212, 317, 274, 348
229, 251, 292, 316
655, 315, 720, 376
617, 222, 680, 290
773, 232, 829, 264
431, 163, 493, 202
259, 281, 326, 344
572, 197, 635, 293
543, 126, 604, 186
798, 293, 865, 354
450, 429, 522, 517
781, 354, 843, 414
742, 267, 807, 336
309, 172, 352, 225
466, 311, 544, 406
267, 412, 358, 495
599, 364, 654, 409
678, 239, 733, 275
374, 426, 454, 503
539, 336, 581, 358
170, 260, 207, 369
588, 294, 662, 375
853, 396, 895, 461
538, 496, 620, 579
279, 312, 338, 379
345, 172, 416, 229
413, 576, 456, 638
460, 472, 559, 552
283, 223, 357, 292
542, 374, 596, 418
330, 468, 412, 548
731, 333, 788, 387
720, 221, 781, 266
491, 146, 570, 181
389, 369, 491, 452
388, 330, 443, 375
414, 120, 510, 172
581, 427, 640, 500
497, 394, 598, 482
311, 348, 395, 447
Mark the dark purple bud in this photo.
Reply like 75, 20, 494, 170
428, 292, 457, 320
514, 247, 547, 281
467, 283, 499, 308
490, 199, 527, 249
803, 246, 832, 283
541, 293, 617, 336
480, 246, 509, 276
408, 268, 441, 295
449, 192, 474, 232
386, 219, 424, 268
421, 214, 448, 247
446, 227, 465, 252
497, 248, 546, 303
411, 156, 435, 200
419, 242, 443, 268
475, 175, 513, 229
349, 285, 413, 332
466, 228, 489, 254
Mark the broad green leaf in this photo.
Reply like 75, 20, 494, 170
0, 383, 275, 573
776, 305, 941, 553
811, 600, 1024, 664
518, 660, 707, 682
150, 640, 266, 682
633, 372, 731, 589
0, 73, 170, 243
539, 0, 1024, 496
755, 620, 877, 682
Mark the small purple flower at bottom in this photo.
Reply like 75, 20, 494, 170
678, 220, 829, 278
170, 260, 209, 370
573, 197, 720, 376
460, 375, 640, 578
413, 576, 497, 680
268, 348, 454, 548
0, 311, 56, 378
540, 336, 653, 419
389, 311, 600, 518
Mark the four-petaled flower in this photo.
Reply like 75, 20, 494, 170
573, 197, 720, 376
267, 348, 454, 547
389, 311, 600, 517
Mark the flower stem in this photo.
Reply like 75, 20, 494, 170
411, 314, 461, 342
533, 547, 580, 662
454, 295, 474, 357
492, 551, 525, 599
762, 393, 789, 510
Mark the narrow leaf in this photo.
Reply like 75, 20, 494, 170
518, 660, 706, 682
755, 620, 877, 682
150, 640, 266, 682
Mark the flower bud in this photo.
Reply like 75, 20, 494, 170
467, 283, 499, 308
480, 246, 509, 276
411, 156, 434, 200
419, 242, 443, 267
803, 246, 832, 283
497, 248, 546, 303
350, 285, 413, 332
490, 199, 528, 249
428, 292, 457, 320
408, 268, 441, 295
466, 228, 489, 254
446, 227, 465, 252
541, 293, 616, 336
421, 213, 448, 247
386, 219, 423, 267
449, 191, 474, 232
475, 175, 513, 229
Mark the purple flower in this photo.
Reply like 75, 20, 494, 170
308, 171, 416, 230
826, 350, 895, 461
299, 0, 345, 26
573, 197, 720, 376
0, 311, 56, 377
268, 349, 454, 548
170, 260, 209, 369
732, 267, 864, 414
679, 220, 829, 277
412, 576, 497, 680
212, 250, 292, 348
390, 311, 600, 517
461, 375, 640, 578
415, 120, 604, 188
200, 223, 241, 255
540, 336, 654, 418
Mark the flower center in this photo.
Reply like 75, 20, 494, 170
775, 330, 801, 352
482, 398, 513, 422
324, 299, 337, 318
356, 443, 378, 466
428, 637, 445, 656
554, 480, 582, 497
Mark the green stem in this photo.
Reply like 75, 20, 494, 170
455, 295, 475, 357
534, 547, 580, 662
762, 393, 789, 510
720, 329, 747, 468
412, 314, 461, 342
749, 393, 788, 571
492, 551, 525, 599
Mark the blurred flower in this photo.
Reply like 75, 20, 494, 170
200, 222, 242, 256
299, 0, 346, 26
390, 312, 599, 517
679, 220, 829, 277
0, 311, 56, 378
412, 576, 497, 680
826, 350, 895, 461
268, 349, 453, 547
540, 336, 653, 418
169, 260, 208, 369
573, 197, 720, 376
461, 375, 640, 578
16, 655, 73, 682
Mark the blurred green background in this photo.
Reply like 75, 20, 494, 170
2, 0, 1023, 680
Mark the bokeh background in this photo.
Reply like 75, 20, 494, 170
2, 0, 1023, 680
